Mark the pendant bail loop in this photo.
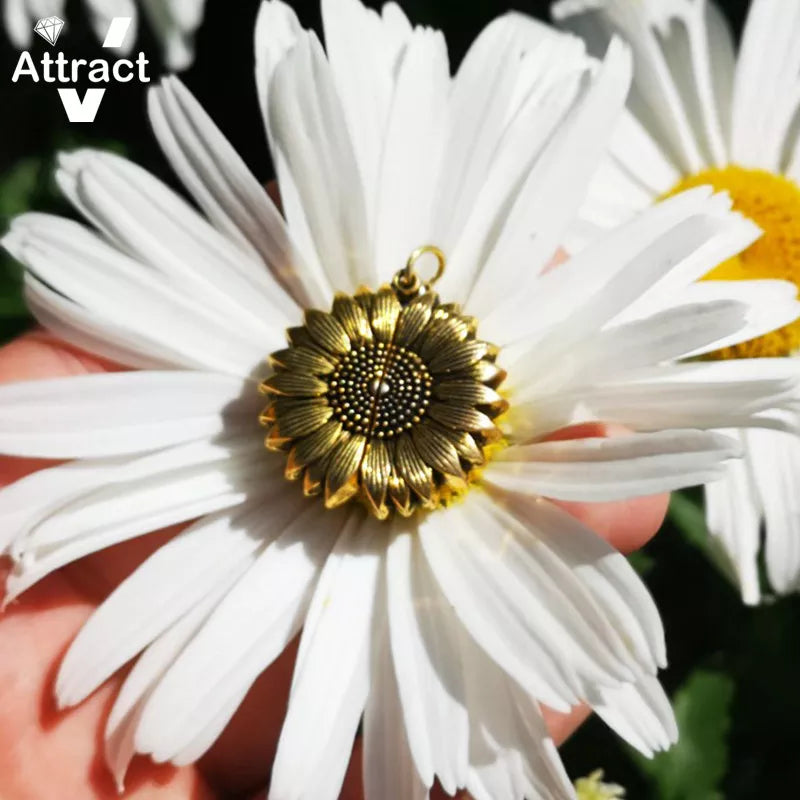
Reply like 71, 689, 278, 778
392, 245, 446, 298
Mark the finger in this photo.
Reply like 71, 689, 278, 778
0, 560, 215, 799
544, 422, 670, 553
0, 335, 216, 797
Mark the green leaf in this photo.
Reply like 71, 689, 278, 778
627, 549, 655, 577
633, 670, 734, 800
0, 158, 42, 219
668, 491, 708, 550
669, 490, 741, 591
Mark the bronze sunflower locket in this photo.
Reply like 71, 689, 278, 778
259, 247, 507, 520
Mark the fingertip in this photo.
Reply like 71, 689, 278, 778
544, 422, 669, 552
0, 329, 117, 384
554, 493, 670, 554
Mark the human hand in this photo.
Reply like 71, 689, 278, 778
0, 330, 669, 799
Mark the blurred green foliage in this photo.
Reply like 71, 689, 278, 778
1, 0, 799, 796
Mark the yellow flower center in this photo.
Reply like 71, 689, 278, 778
665, 166, 800, 358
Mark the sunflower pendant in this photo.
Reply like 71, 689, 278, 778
260, 247, 508, 519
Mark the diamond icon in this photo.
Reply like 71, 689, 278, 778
33, 16, 64, 46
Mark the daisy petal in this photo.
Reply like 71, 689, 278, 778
4, 214, 268, 376
487, 430, 741, 502
503, 493, 666, 672
55, 150, 290, 335
438, 21, 590, 300
459, 630, 573, 800
553, 0, 705, 173
626, 279, 800, 359
268, 31, 372, 291
373, 27, 449, 277
363, 607, 428, 800
6, 438, 267, 600
135, 499, 344, 763
255, 0, 302, 132
513, 363, 800, 442
468, 37, 632, 320
0, 370, 254, 458
147, 76, 319, 309
731, 0, 800, 170
748, 429, 800, 596
520, 299, 749, 395
105, 571, 241, 790
269, 514, 381, 800
705, 442, 762, 606
420, 499, 587, 713
387, 527, 468, 792
588, 674, 678, 759
23, 273, 178, 371
55, 499, 276, 709
321, 0, 412, 230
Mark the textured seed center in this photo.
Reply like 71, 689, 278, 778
260, 286, 507, 520
664, 165, 800, 358
329, 343, 433, 439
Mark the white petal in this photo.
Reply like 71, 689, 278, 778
55, 150, 291, 338
459, 629, 573, 800
522, 299, 749, 394
321, 0, 412, 235
431, 14, 526, 253
469, 37, 632, 322
588, 673, 677, 759
135, 498, 344, 763
269, 514, 382, 800
627, 279, 800, 359
498, 190, 758, 358
4, 214, 268, 376
373, 27, 449, 279
56, 498, 276, 709
500, 493, 666, 673
268, 31, 372, 291
4, 0, 37, 47
6, 438, 267, 600
704, 442, 763, 606
147, 76, 319, 309
438, 21, 590, 301
255, 0, 302, 135
363, 601, 428, 800
509, 359, 800, 441
105, 575, 234, 790
554, 0, 705, 173
23, 274, 178, 371
746, 428, 800, 596
139, 0, 204, 71
731, 0, 800, 170
488, 430, 742, 502
419, 499, 586, 712
386, 527, 467, 793
0, 370, 254, 458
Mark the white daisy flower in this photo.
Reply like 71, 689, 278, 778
1, 1, 798, 797
553, 0, 800, 604
3, 0, 205, 70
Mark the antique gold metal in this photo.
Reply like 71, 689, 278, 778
260, 249, 507, 520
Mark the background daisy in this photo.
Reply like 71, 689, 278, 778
553, 0, 800, 605
3, 0, 205, 70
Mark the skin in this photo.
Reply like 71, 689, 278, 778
0, 331, 669, 799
